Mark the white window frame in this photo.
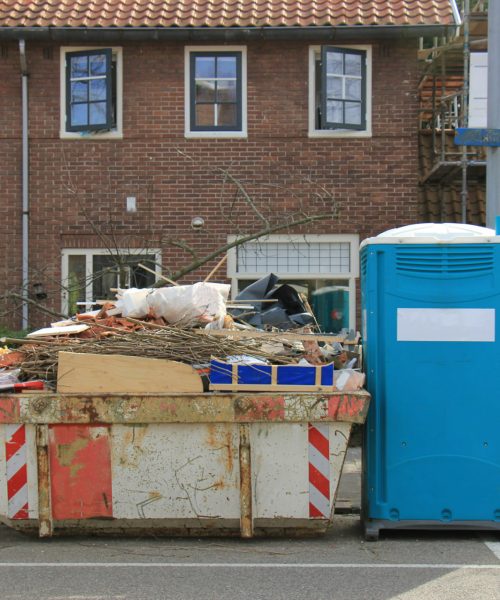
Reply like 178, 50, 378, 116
61, 248, 161, 314
308, 45, 372, 139
184, 45, 247, 139
227, 234, 359, 330
60, 46, 123, 140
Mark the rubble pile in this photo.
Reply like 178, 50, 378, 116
0, 274, 365, 394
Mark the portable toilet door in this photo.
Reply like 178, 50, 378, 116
360, 223, 500, 540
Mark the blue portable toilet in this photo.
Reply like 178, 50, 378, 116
361, 223, 500, 540
311, 286, 349, 333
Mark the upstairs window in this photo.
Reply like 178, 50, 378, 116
320, 47, 366, 130
60, 47, 123, 139
185, 46, 247, 138
309, 45, 371, 137
66, 49, 113, 132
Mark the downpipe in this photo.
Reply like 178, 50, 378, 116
19, 39, 29, 329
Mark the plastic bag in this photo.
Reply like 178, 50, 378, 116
204, 283, 230, 302
148, 282, 227, 326
225, 355, 269, 365
0, 368, 20, 387
119, 288, 153, 318
333, 369, 365, 391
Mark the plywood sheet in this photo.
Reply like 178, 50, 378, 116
57, 352, 203, 394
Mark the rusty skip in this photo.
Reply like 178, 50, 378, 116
0, 391, 370, 425
0, 391, 370, 539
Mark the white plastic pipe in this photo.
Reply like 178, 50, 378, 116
19, 39, 29, 329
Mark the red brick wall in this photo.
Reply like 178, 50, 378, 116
0, 38, 420, 328
0, 43, 23, 326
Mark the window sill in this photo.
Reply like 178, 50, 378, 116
59, 130, 123, 140
184, 130, 248, 140
308, 129, 372, 139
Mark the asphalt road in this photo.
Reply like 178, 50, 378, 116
1, 516, 499, 600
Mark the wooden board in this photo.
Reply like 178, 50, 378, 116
196, 329, 358, 344
209, 383, 333, 392
57, 352, 203, 394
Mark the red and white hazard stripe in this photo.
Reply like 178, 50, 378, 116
5, 424, 29, 520
308, 423, 330, 519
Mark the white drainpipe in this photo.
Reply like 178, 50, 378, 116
19, 39, 29, 329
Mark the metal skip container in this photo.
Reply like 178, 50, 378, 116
0, 390, 369, 538
361, 223, 500, 540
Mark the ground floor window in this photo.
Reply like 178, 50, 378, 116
227, 235, 359, 333
61, 249, 160, 315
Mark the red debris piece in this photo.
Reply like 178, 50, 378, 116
0, 351, 25, 368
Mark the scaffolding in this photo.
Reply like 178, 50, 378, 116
418, 1, 488, 224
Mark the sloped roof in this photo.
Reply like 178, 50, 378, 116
0, 1, 458, 29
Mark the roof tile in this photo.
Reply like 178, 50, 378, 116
0, 0, 457, 29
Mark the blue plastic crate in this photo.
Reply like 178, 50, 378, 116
209, 359, 334, 391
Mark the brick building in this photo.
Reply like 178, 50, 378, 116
0, 0, 458, 331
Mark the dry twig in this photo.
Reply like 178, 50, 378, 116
18, 325, 293, 381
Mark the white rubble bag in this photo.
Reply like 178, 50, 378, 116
118, 288, 153, 318
148, 282, 230, 325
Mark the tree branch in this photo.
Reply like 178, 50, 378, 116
9, 293, 68, 320
215, 168, 270, 228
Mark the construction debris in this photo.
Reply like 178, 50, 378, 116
118, 282, 230, 326
230, 274, 315, 330
13, 325, 294, 383
1, 275, 362, 393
